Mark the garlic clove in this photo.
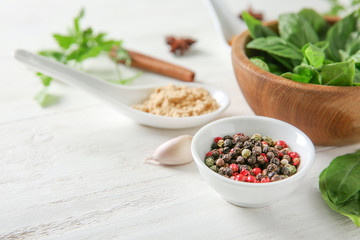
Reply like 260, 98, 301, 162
147, 135, 193, 166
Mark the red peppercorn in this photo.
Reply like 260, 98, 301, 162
235, 174, 246, 181
261, 177, 270, 183
252, 167, 262, 176
230, 176, 236, 180
246, 175, 256, 183
276, 140, 288, 148
293, 158, 300, 166
261, 141, 268, 146
230, 163, 239, 173
278, 151, 283, 158
214, 137, 222, 143
240, 168, 250, 176
288, 151, 299, 159
206, 151, 212, 157
260, 153, 268, 162
232, 172, 239, 177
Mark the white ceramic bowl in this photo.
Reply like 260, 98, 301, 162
191, 116, 315, 207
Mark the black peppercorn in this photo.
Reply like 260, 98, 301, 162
211, 149, 220, 159
224, 139, 233, 148
270, 157, 280, 165
235, 141, 243, 148
211, 142, 219, 149
257, 154, 265, 165
271, 174, 281, 182
225, 167, 233, 177
222, 154, 232, 163
216, 158, 225, 167
232, 147, 242, 156
218, 167, 226, 175
266, 152, 275, 160
243, 141, 252, 149
236, 156, 245, 164
223, 147, 230, 154
262, 145, 269, 154
247, 155, 257, 165
223, 135, 232, 140
267, 163, 280, 173
252, 146, 262, 156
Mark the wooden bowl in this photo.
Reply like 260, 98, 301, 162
231, 19, 360, 146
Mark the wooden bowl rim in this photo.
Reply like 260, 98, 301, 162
231, 18, 360, 94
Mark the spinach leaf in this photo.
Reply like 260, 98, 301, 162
281, 72, 312, 83
247, 36, 303, 60
302, 43, 325, 69
298, 8, 330, 39
326, 11, 358, 62
241, 11, 277, 39
294, 65, 322, 84
319, 150, 360, 227
278, 13, 319, 48
321, 59, 355, 86
250, 57, 270, 72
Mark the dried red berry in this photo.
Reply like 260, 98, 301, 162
252, 167, 262, 176
214, 137, 222, 143
240, 168, 250, 176
206, 151, 212, 157
261, 141, 269, 146
229, 163, 239, 173
293, 158, 300, 166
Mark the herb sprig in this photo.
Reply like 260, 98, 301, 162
36, 9, 140, 106
242, 8, 360, 86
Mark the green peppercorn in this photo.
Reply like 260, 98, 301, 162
205, 157, 215, 167
262, 136, 273, 146
281, 159, 289, 165
242, 149, 252, 159
217, 139, 224, 148
210, 165, 218, 172
284, 164, 297, 175
251, 133, 262, 142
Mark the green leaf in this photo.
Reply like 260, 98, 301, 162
281, 72, 312, 83
247, 36, 303, 60
53, 34, 76, 50
38, 50, 67, 63
322, 151, 360, 204
36, 72, 53, 86
250, 57, 270, 72
298, 8, 330, 39
116, 47, 132, 66
321, 59, 355, 86
74, 8, 85, 37
34, 87, 50, 107
319, 168, 360, 227
241, 11, 277, 39
278, 13, 319, 48
354, 68, 360, 86
294, 65, 322, 84
326, 11, 358, 62
302, 43, 325, 69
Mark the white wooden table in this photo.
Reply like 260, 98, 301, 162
1, 0, 360, 239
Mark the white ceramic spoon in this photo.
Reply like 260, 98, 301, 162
204, 0, 245, 51
14, 49, 230, 129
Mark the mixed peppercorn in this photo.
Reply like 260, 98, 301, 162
204, 133, 300, 183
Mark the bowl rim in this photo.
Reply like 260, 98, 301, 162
231, 19, 360, 93
191, 115, 316, 188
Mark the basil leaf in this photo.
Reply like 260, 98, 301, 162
281, 72, 312, 83
242, 11, 277, 39
247, 36, 303, 60
302, 43, 325, 69
278, 13, 319, 48
250, 58, 270, 72
326, 11, 358, 62
320, 169, 360, 227
347, 49, 360, 64
321, 59, 355, 86
325, 151, 360, 204
298, 8, 330, 39
53, 34, 76, 50
294, 65, 322, 84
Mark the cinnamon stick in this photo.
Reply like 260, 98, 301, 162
110, 47, 195, 82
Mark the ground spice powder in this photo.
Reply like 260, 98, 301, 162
133, 84, 220, 117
